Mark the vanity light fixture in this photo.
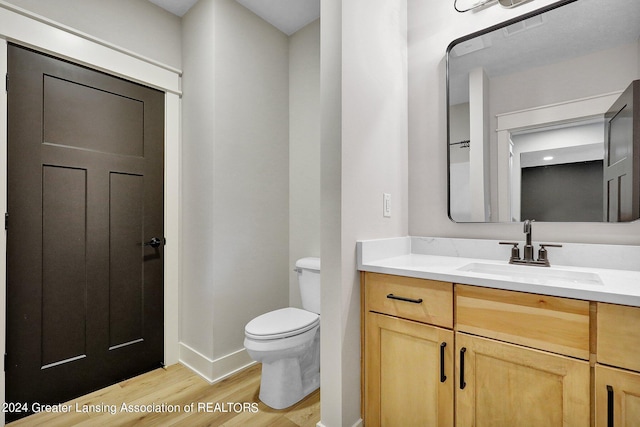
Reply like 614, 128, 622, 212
498, 0, 534, 8
454, 0, 495, 13
454, 0, 533, 13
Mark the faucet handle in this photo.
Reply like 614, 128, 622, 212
537, 243, 562, 264
499, 241, 521, 263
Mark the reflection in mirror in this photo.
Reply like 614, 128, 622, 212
447, 0, 640, 223
512, 118, 604, 222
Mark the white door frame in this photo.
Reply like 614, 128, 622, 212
495, 91, 622, 222
0, 4, 181, 424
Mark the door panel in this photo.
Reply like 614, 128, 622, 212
365, 312, 454, 427
456, 333, 590, 427
109, 172, 145, 349
42, 165, 88, 368
43, 74, 145, 156
595, 365, 640, 427
6, 44, 165, 420
603, 80, 640, 222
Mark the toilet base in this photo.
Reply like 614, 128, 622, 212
250, 328, 320, 410
258, 358, 319, 409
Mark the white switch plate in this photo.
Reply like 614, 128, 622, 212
383, 193, 391, 217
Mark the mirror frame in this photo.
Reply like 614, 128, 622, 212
443, 0, 618, 224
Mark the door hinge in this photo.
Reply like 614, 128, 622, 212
4, 353, 6, 371
4, 213, 7, 230
5, 73, 8, 93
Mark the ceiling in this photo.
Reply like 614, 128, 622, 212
148, 0, 320, 35
148, 0, 198, 17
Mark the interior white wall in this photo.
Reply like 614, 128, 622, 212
409, 0, 640, 244
490, 43, 638, 118
289, 19, 321, 308
468, 67, 490, 221
320, 0, 408, 425
181, 0, 290, 381
449, 103, 470, 220
1, 0, 182, 70
449, 102, 470, 161
180, 0, 215, 365
319, 0, 343, 424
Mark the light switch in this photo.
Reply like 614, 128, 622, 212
383, 193, 391, 218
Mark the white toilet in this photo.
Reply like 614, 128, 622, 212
244, 257, 321, 409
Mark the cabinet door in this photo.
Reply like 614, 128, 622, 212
456, 333, 590, 427
595, 365, 640, 427
365, 312, 454, 427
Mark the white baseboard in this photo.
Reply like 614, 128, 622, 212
179, 342, 255, 384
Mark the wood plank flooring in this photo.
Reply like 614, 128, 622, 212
9, 363, 320, 427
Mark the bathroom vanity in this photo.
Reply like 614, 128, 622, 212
358, 237, 640, 426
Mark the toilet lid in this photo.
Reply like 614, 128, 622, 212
245, 307, 319, 340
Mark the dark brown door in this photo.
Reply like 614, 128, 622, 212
603, 80, 640, 222
6, 44, 165, 420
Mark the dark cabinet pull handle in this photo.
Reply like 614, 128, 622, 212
459, 347, 467, 390
440, 342, 447, 383
607, 385, 614, 427
386, 294, 423, 304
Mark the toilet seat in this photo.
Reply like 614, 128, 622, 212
245, 307, 319, 340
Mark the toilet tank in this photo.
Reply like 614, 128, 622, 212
295, 257, 321, 315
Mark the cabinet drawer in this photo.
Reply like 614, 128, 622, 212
597, 303, 640, 372
456, 285, 590, 359
364, 273, 453, 328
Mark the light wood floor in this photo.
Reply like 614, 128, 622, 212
9, 363, 320, 427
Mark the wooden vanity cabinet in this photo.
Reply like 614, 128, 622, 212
455, 285, 591, 427
362, 274, 640, 427
362, 273, 454, 427
595, 303, 640, 427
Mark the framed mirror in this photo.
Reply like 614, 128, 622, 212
447, 0, 640, 223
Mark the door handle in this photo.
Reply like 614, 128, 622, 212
143, 237, 165, 248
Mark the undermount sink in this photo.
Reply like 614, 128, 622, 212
457, 262, 603, 286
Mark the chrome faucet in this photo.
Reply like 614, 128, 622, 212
499, 220, 562, 267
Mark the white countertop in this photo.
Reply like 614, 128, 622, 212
357, 237, 640, 307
